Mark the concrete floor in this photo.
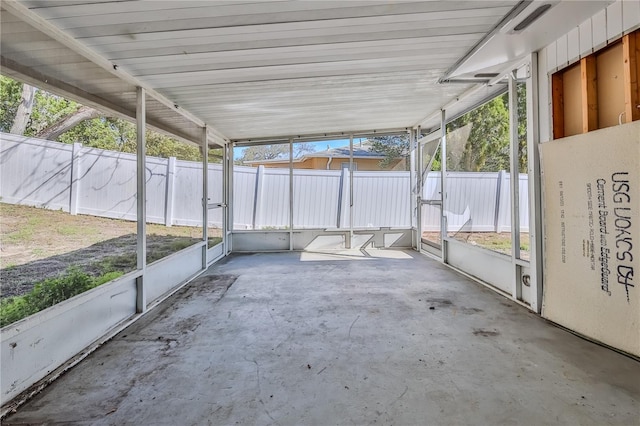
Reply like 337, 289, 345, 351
5, 250, 639, 425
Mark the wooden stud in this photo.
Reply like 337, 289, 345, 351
551, 72, 565, 139
622, 31, 640, 122
581, 56, 598, 132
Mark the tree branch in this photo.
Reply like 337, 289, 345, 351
36, 105, 103, 140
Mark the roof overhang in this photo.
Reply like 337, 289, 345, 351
0, 1, 615, 144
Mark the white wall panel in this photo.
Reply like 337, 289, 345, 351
579, 20, 594, 56
1, 273, 137, 403
606, 1, 623, 41
622, 0, 640, 33
556, 34, 568, 68
567, 27, 580, 64
546, 41, 557, 72
446, 238, 513, 294
145, 243, 203, 302
538, 47, 552, 143
592, 9, 608, 48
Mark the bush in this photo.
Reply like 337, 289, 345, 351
0, 268, 123, 328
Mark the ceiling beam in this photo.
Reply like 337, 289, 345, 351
1, 56, 205, 146
232, 127, 412, 146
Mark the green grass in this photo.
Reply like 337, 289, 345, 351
5, 214, 45, 243
56, 225, 81, 236
94, 237, 223, 273
208, 237, 223, 248
6, 226, 35, 243
0, 268, 123, 328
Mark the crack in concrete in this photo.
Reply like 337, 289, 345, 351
348, 315, 360, 339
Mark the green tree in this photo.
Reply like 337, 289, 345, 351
516, 83, 528, 173
238, 143, 315, 163
447, 94, 510, 172
1, 74, 221, 162
369, 134, 410, 169
25, 90, 79, 136
239, 144, 288, 162
0, 76, 25, 132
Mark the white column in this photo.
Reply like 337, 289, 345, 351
226, 144, 234, 254
135, 87, 147, 313
415, 127, 422, 250
409, 129, 417, 249
202, 126, 208, 269
509, 71, 522, 301
527, 52, 544, 313
348, 134, 354, 249
289, 138, 294, 250
440, 109, 448, 263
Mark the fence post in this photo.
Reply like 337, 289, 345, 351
252, 165, 265, 230
69, 142, 82, 215
336, 166, 346, 228
494, 170, 506, 232
164, 156, 176, 226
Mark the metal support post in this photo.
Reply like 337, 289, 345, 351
222, 143, 229, 255
440, 109, 448, 263
348, 134, 354, 249
527, 52, 544, 313
227, 144, 234, 254
202, 126, 208, 269
409, 128, 417, 249
509, 70, 522, 301
289, 138, 294, 251
415, 127, 422, 250
135, 87, 147, 313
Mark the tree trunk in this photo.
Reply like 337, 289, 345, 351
10, 84, 36, 135
36, 105, 102, 140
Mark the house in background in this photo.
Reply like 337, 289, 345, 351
243, 140, 407, 171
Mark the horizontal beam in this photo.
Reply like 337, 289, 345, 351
233, 128, 411, 146
1, 56, 204, 146
438, 0, 532, 82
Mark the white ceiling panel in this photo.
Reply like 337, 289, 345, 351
1, 1, 621, 143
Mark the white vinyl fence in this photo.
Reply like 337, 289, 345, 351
421, 170, 529, 233
0, 133, 529, 233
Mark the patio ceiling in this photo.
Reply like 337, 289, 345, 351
1, 1, 613, 144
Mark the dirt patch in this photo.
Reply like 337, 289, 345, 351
0, 203, 222, 299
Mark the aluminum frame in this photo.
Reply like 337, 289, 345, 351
135, 87, 147, 313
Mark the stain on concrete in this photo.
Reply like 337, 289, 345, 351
426, 298, 453, 307
461, 307, 484, 315
473, 328, 500, 337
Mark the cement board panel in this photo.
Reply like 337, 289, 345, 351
540, 121, 640, 356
